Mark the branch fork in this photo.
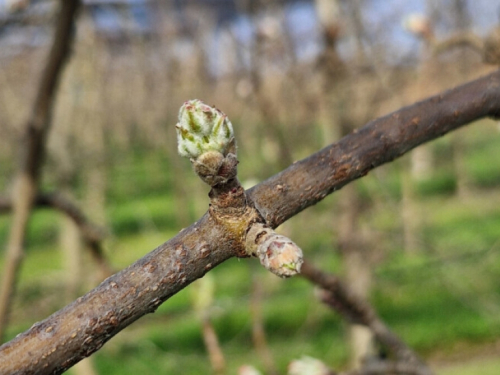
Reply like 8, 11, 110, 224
176, 99, 303, 277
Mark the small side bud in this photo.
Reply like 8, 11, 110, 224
246, 223, 303, 278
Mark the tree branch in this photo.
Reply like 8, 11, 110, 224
0, 192, 113, 277
299, 261, 432, 375
1, 193, 103, 242
0, 70, 499, 374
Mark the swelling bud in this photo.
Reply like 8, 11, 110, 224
176, 99, 234, 159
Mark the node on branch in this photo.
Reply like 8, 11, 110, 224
175, 99, 303, 277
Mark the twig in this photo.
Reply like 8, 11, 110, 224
0, 192, 113, 278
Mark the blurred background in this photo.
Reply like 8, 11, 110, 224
1, 0, 500, 374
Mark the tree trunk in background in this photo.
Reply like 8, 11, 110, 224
84, 167, 107, 233
401, 156, 421, 253
451, 0, 473, 199
58, 205, 98, 375
0, 174, 36, 342
51, 30, 83, 304
191, 274, 226, 375
250, 9, 294, 172
342, 0, 376, 368
62, 204, 98, 375
0, 0, 81, 343
61, 195, 83, 302
78, 31, 108, 232
338, 184, 375, 368
251, 274, 277, 375
44, 12, 100, 375
71, 359, 98, 375
405, 149, 425, 254
201, 317, 226, 375
315, 0, 375, 368
314, 0, 343, 144
400, 1, 438, 255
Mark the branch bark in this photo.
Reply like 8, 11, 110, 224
0, 70, 499, 374
0, 0, 82, 343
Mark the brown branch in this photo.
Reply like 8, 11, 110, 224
0, 213, 234, 375
36, 192, 113, 277
0, 70, 499, 374
300, 261, 432, 375
0, 0, 82, 343
201, 317, 226, 375
1, 192, 103, 242
26, 0, 81, 181
251, 276, 278, 375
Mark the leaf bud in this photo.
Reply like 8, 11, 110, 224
176, 99, 235, 159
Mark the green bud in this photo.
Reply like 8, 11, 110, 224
176, 99, 235, 159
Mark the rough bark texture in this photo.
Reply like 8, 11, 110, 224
0, 0, 82, 342
0, 70, 499, 374
0, 213, 237, 374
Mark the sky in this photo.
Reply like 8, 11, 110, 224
0, 0, 499, 69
